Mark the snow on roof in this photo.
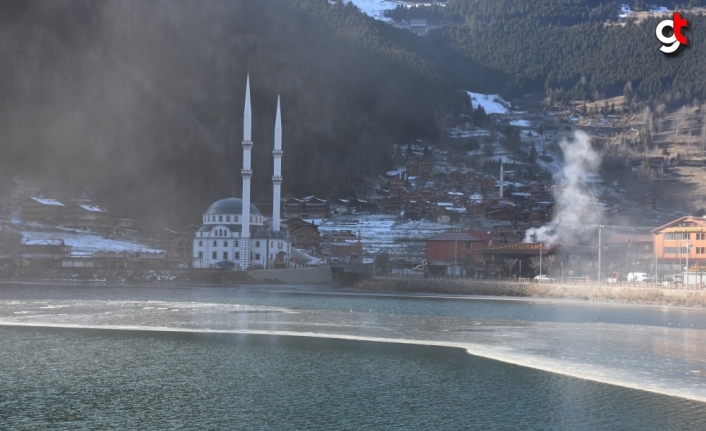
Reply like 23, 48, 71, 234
77, 204, 108, 213
447, 191, 464, 196
24, 239, 66, 246
466, 91, 510, 115
509, 119, 531, 128
31, 197, 64, 206
437, 202, 453, 207
386, 169, 405, 176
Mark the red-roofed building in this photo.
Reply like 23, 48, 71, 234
426, 232, 485, 263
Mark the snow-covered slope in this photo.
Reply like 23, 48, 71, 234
466, 91, 510, 114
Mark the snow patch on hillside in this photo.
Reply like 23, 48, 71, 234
15, 222, 161, 255
347, 0, 399, 21
466, 91, 510, 115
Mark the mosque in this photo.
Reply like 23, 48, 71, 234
193, 76, 290, 269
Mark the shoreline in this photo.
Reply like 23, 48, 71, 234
354, 277, 706, 308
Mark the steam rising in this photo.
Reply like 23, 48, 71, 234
524, 131, 601, 245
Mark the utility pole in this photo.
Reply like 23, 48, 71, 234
539, 240, 543, 280
454, 236, 458, 278
597, 224, 602, 283
686, 240, 692, 289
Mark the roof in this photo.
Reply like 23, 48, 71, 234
252, 230, 287, 239
650, 216, 706, 234
197, 225, 243, 233
30, 197, 64, 206
204, 198, 260, 216
77, 204, 108, 213
24, 239, 66, 246
427, 232, 481, 242
607, 234, 653, 244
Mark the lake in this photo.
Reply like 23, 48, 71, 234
1, 283, 705, 430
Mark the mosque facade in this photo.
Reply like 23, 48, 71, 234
193, 76, 290, 269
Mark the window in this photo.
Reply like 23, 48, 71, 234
235, 252, 240, 259
235, 240, 239, 247
226, 215, 231, 222
255, 253, 261, 260
665, 247, 677, 254
212, 251, 217, 259
218, 215, 223, 222
218, 229, 223, 237
278, 242, 282, 249
697, 233, 705, 240
255, 241, 260, 247
198, 240, 203, 247
213, 240, 217, 247
223, 241, 228, 247
198, 251, 203, 259
223, 251, 228, 260
664, 232, 689, 240
235, 216, 239, 222
698, 247, 705, 254
271, 242, 274, 247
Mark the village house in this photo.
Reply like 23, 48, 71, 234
407, 158, 434, 178
21, 197, 65, 224
426, 231, 485, 265
282, 218, 320, 252
62, 203, 113, 233
19, 239, 72, 268
651, 216, 706, 273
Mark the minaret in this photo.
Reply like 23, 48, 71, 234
273, 96, 283, 232
499, 159, 504, 198
240, 75, 253, 269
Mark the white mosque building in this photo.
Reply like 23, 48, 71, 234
193, 76, 290, 269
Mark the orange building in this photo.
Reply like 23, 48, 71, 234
651, 216, 706, 266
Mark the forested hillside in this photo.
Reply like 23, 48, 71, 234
4, 0, 706, 231
0, 0, 487, 229
398, 0, 706, 105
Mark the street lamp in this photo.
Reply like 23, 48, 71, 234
686, 241, 693, 289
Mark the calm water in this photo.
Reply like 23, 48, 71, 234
1, 283, 706, 430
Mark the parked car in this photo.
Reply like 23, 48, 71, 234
533, 274, 555, 283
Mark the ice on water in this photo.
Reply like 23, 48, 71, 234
1, 294, 706, 402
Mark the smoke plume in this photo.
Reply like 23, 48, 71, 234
524, 131, 602, 245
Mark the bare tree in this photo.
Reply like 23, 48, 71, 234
502, 257, 519, 278
675, 105, 688, 137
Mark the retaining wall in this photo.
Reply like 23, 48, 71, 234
356, 277, 706, 307
246, 267, 333, 285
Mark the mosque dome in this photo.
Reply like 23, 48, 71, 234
204, 198, 260, 216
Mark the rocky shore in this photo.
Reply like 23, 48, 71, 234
355, 277, 706, 308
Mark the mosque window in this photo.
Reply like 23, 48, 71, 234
235, 252, 240, 259
219, 215, 223, 222
255, 253, 261, 260
198, 240, 203, 247
226, 215, 231, 222
278, 242, 282, 249
223, 251, 228, 260
213, 240, 217, 247
198, 251, 203, 259
235, 216, 239, 222
235, 240, 239, 247
218, 229, 223, 237
255, 241, 260, 247
223, 241, 228, 247
212, 251, 217, 259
